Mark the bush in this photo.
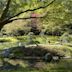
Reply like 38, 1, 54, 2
1, 27, 31, 36
45, 26, 64, 36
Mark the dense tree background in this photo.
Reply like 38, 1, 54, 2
0, 0, 72, 36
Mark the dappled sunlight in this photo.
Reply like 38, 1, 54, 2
0, 0, 72, 71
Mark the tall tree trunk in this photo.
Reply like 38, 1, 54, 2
0, 0, 11, 21
0, 0, 11, 30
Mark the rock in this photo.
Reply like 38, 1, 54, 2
52, 56, 60, 62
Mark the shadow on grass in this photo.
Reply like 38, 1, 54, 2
0, 59, 72, 72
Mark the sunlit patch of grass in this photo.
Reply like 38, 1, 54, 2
0, 35, 64, 44
0, 37, 18, 43
0, 36, 72, 56
32, 35, 59, 44
16, 36, 29, 42
0, 42, 19, 50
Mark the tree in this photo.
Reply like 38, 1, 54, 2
0, 0, 55, 30
41, 0, 72, 35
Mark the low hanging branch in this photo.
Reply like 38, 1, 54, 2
10, 11, 48, 21
0, 0, 55, 30
0, 13, 47, 27
9, 0, 55, 20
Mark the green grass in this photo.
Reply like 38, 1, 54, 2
0, 35, 72, 56
0, 59, 72, 72
0, 37, 18, 42
0, 35, 72, 72
0, 35, 59, 49
0, 35, 59, 44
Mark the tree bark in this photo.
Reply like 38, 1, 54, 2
0, 0, 11, 21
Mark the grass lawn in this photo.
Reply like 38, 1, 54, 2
0, 59, 72, 72
0, 35, 72, 72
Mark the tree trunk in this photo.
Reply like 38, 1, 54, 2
0, 0, 11, 21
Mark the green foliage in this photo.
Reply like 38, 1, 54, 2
0, 0, 51, 18
0, 0, 71, 36
40, 0, 72, 35
1, 20, 31, 36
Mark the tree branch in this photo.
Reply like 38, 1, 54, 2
10, 14, 47, 21
9, 0, 56, 20
0, 13, 47, 25
0, 0, 55, 30
0, 0, 55, 24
